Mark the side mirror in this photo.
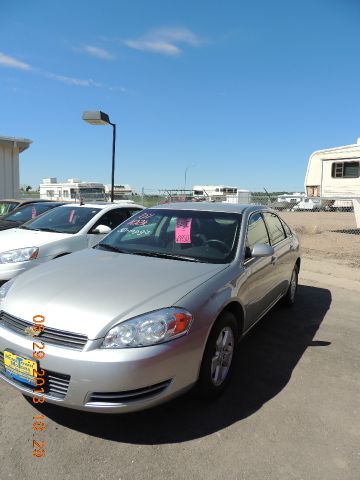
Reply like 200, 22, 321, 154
92, 224, 111, 235
251, 243, 275, 258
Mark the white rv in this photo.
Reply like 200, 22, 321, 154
40, 178, 106, 202
193, 185, 238, 200
305, 139, 360, 208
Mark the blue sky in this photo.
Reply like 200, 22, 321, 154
1, 0, 360, 192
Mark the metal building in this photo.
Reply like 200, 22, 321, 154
0, 136, 32, 198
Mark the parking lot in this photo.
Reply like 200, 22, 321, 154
1, 248, 359, 479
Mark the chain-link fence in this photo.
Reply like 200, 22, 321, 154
137, 190, 360, 267
12, 187, 360, 266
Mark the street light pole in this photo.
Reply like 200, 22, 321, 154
82, 111, 117, 203
110, 122, 116, 203
184, 164, 195, 193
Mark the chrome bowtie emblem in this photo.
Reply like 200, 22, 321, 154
24, 326, 41, 337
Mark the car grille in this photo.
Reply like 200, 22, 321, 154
0, 311, 88, 351
0, 351, 71, 399
86, 380, 172, 405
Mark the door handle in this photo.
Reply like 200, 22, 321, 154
271, 255, 277, 265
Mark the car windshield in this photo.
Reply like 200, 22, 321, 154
22, 206, 101, 234
97, 209, 241, 264
3, 203, 58, 223
0, 201, 18, 216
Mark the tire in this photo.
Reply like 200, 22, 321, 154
196, 312, 238, 400
283, 264, 299, 307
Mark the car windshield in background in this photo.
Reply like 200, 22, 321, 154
21, 206, 101, 234
97, 209, 241, 264
3, 203, 58, 223
0, 201, 18, 216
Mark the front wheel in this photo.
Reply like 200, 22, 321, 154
196, 312, 238, 400
283, 264, 299, 307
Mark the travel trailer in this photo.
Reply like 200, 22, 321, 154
305, 139, 360, 208
40, 178, 106, 202
193, 185, 238, 200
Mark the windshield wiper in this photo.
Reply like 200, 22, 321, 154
131, 251, 201, 262
95, 244, 129, 253
32, 227, 58, 232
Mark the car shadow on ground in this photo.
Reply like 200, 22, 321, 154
30, 284, 331, 444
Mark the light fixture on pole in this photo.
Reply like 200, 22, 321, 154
82, 111, 116, 202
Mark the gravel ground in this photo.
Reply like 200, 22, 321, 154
281, 211, 360, 268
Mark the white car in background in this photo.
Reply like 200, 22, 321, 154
0, 202, 143, 285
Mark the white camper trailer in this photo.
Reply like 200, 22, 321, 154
305, 139, 360, 208
193, 185, 238, 200
40, 178, 106, 202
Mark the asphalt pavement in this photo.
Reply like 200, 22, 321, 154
1, 269, 359, 480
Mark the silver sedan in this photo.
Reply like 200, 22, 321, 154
0, 203, 300, 413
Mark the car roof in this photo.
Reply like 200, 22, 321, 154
56, 202, 144, 210
13, 201, 66, 209
149, 202, 269, 214
0, 198, 52, 204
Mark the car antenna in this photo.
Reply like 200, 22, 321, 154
263, 187, 271, 205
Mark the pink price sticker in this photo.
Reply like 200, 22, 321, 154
31, 207, 37, 219
175, 218, 192, 244
68, 209, 75, 223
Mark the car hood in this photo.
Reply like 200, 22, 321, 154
3, 249, 228, 339
0, 220, 21, 231
0, 228, 70, 251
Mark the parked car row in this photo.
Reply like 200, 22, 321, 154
0, 198, 53, 217
0, 201, 143, 286
0, 201, 300, 413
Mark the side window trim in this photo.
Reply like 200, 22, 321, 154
263, 211, 287, 246
243, 211, 271, 265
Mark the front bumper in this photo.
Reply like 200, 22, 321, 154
0, 323, 202, 413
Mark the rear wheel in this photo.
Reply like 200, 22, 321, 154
196, 312, 238, 400
283, 265, 299, 307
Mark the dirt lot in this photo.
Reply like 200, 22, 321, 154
281, 211, 360, 271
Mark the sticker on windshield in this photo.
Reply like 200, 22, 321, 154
69, 209, 75, 223
128, 212, 155, 227
175, 218, 192, 244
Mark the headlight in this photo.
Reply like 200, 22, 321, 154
101, 308, 193, 349
0, 247, 39, 264
0, 279, 15, 308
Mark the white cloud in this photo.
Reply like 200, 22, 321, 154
0, 52, 31, 70
44, 72, 103, 87
0, 51, 125, 91
125, 27, 202, 56
44, 72, 127, 92
125, 39, 181, 56
76, 45, 114, 60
